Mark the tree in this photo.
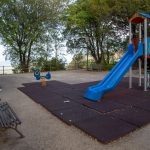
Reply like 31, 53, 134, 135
63, 0, 150, 65
50, 57, 66, 71
32, 57, 66, 71
0, 0, 65, 72
63, 0, 120, 64
48, 28, 65, 59
72, 52, 84, 69
107, 0, 150, 34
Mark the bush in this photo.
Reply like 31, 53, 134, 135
50, 58, 66, 71
102, 63, 116, 71
33, 57, 66, 71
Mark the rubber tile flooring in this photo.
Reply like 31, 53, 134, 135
18, 77, 150, 143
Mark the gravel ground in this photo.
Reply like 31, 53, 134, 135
0, 70, 150, 150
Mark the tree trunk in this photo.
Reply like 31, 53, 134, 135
106, 48, 110, 64
21, 62, 29, 73
101, 53, 106, 65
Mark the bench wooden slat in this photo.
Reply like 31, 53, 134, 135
0, 101, 24, 138
4, 105, 19, 125
0, 113, 5, 127
0, 107, 8, 127
6, 104, 21, 124
1, 103, 20, 127
0, 103, 12, 127
0, 108, 11, 127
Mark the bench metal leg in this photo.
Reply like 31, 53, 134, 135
11, 126, 24, 138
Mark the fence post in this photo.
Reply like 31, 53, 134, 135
86, 49, 89, 71
3, 66, 4, 75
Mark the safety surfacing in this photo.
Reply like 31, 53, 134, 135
18, 77, 150, 143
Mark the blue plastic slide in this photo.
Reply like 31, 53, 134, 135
84, 43, 143, 102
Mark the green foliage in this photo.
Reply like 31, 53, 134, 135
101, 63, 116, 71
33, 57, 66, 71
108, 0, 150, 31
67, 52, 84, 69
1, 0, 150, 72
63, 0, 122, 64
0, 0, 65, 72
72, 52, 83, 63
12, 65, 22, 74
50, 58, 66, 71
63, 0, 150, 66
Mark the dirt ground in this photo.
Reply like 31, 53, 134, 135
0, 70, 149, 150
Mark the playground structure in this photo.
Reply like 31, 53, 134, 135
84, 12, 150, 102
33, 69, 51, 86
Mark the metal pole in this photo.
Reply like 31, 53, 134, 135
3, 66, 4, 75
148, 73, 150, 87
129, 22, 132, 43
129, 67, 132, 88
129, 22, 132, 88
139, 23, 142, 86
87, 49, 89, 71
138, 59, 142, 86
144, 19, 148, 91
85, 36, 89, 71
139, 23, 142, 42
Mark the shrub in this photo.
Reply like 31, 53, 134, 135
50, 58, 66, 71
102, 63, 116, 71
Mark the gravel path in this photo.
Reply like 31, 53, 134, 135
0, 70, 149, 150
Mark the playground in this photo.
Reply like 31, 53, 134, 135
0, 11, 150, 150
0, 70, 149, 150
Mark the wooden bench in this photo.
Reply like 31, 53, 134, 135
91, 64, 102, 71
0, 101, 24, 138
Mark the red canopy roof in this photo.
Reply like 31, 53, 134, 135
129, 12, 150, 23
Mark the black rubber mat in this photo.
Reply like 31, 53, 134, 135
132, 100, 150, 112
107, 107, 150, 127
52, 105, 100, 125
19, 87, 80, 112
23, 80, 71, 87
19, 86, 56, 103
71, 81, 98, 91
53, 88, 80, 96
82, 100, 127, 113
63, 93, 86, 103
73, 115, 137, 143
41, 97, 80, 112
18, 77, 150, 143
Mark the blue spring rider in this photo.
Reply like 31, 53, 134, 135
33, 69, 51, 86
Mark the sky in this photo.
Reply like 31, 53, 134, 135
0, 45, 73, 67
0, 45, 11, 66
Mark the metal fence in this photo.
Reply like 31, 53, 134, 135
0, 63, 107, 74
66, 61, 104, 71
0, 66, 13, 75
